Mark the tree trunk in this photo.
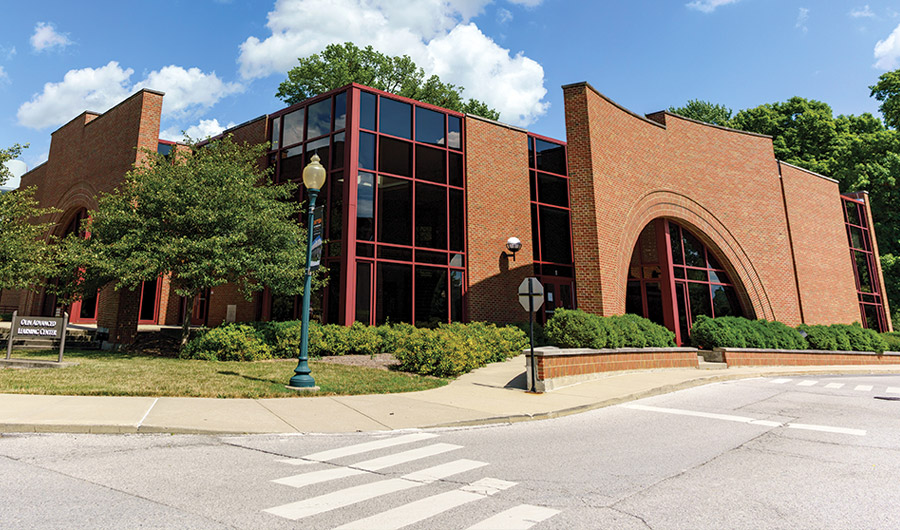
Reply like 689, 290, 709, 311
180, 293, 197, 351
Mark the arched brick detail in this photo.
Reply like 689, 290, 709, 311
50, 182, 100, 237
615, 190, 775, 321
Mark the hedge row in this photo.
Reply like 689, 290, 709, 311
691, 315, 888, 353
181, 320, 527, 377
544, 309, 675, 349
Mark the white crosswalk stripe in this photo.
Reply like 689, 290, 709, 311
797, 380, 817, 387
264, 459, 488, 520
854, 385, 874, 391
467, 504, 562, 530
334, 478, 517, 530
278, 432, 439, 465
886, 387, 900, 394
769, 379, 792, 384
825, 383, 845, 389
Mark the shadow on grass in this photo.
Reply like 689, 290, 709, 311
217, 370, 283, 386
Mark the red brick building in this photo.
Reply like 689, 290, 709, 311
4, 81, 891, 345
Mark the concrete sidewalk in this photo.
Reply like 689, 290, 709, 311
3, 357, 900, 435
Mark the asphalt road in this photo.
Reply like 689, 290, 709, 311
2, 373, 899, 529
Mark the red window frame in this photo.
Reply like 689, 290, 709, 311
841, 196, 888, 332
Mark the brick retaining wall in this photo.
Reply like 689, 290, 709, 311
718, 348, 900, 367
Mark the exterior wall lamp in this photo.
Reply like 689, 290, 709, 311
506, 237, 522, 261
288, 153, 327, 391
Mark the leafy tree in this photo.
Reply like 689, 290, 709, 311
277, 42, 500, 121
668, 99, 733, 127
0, 144, 59, 300
870, 69, 900, 130
60, 136, 315, 347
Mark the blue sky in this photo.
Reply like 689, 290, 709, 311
2, 0, 900, 188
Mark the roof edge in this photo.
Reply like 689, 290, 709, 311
778, 160, 839, 184
464, 112, 528, 134
561, 82, 666, 130
656, 111, 772, 139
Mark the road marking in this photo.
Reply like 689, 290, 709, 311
854, 385, 874, 392
278, 433, 439, 465
355, 443, 462, 472
264, 459, 487, 521
467, 504, 561, 530
334, 478, 516, 530
786, 423, 866, 436
797, 380, 818, 387
273, 467, 367, 488
136, 398, 158, 429
769, 379, 792, 384
825, 383, 845, 389
887, 387, 900, 394
622, 404, 865, 436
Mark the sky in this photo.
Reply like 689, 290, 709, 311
2, 0, 900, 188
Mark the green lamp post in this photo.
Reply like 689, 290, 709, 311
288, 153, 327, 391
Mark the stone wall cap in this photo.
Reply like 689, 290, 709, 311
525, 346, 697, 357
714, 347, 900, 357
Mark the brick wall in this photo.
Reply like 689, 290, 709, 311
464, 116, 535, 324
779, 162, 860, 325
564, 83, 803, 324
721, 348, 900, 367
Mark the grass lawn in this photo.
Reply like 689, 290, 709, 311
0, 349, 447, 398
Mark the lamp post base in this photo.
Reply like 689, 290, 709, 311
285, 384, 320, 392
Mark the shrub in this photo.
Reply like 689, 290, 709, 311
180, 324, 272, 361
545, 309, 674, 349
347, 321, 384, 356
376, 322, 416, 353
544, 309, 608, 349
690, 316, 807, 350
800, 323, 886, 353
512, 321, 550, 347
882, 332, 900, 352
393, 322, 528, 377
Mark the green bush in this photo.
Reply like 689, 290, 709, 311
544, 309, 674, 349
181, 324, 273, 361
346, 321, 384, 356
800, 323, 886, 353
376, 322, 416, 353
393, 322, 528, 377
544, 309, 608, 349
691, 316, 807, 350
881, 332, 900, 352
512, 321, 550, 347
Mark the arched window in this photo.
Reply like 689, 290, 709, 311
626, 219, 746, 344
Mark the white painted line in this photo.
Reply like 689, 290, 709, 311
356, 443, 462, 471
887, 387, 900, 394
797, 380, 818, 387
136, 398, 158, 428
825, 383, 845, 389
278, 433, 439, 465
467, 505, 562, 530
264, 459, 487, 521
273, 467, 367, 488
335, 478, 516, 530
787, 423, 866, 436
769, 379, 792, 384
622, 404, 865, 436
854, 385, 874, 392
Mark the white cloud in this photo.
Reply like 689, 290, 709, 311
497, 8, 512, 23
30, 22, 72, 52
17, 62, 245, 130
850, 5, 875, 18
2, 159, 27, 189
236, 0, 548, 126
0, 65, 8, 83
875, 22, 900, 69
507, 0, 542, 6
796, 7, 809, 33
686, 0, 740, 14
133, 66, 243, 119
159, 118, 237, 142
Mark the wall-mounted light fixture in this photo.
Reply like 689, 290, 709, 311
506, 237, 522, 261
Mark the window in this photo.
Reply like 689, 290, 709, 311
842, 196, 887, 332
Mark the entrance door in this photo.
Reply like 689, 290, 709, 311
70, 290, 99, 323
183, 289, 210, 326
540, 277, 575, 323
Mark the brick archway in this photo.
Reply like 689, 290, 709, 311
616, 190, 775, 321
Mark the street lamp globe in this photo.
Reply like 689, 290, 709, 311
302, 153, 327, 190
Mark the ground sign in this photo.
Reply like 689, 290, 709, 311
5, 311, 68, 362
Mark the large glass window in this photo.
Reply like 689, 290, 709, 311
353, 91, 466, 325
842, 196, 888, 332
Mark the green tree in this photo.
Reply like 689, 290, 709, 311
668, 99, 733, 127
60, 136, 314, 347
870, 69, 900, 130
0, 144, 59, 299
276, 42, 500, 121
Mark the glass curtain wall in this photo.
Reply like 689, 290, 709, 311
266, 90, 348, 321
528, 135, 576, 322
354, 90, 466, 326
842, 196, 888, 331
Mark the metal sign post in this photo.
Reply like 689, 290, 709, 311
518, 277, 544, 393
